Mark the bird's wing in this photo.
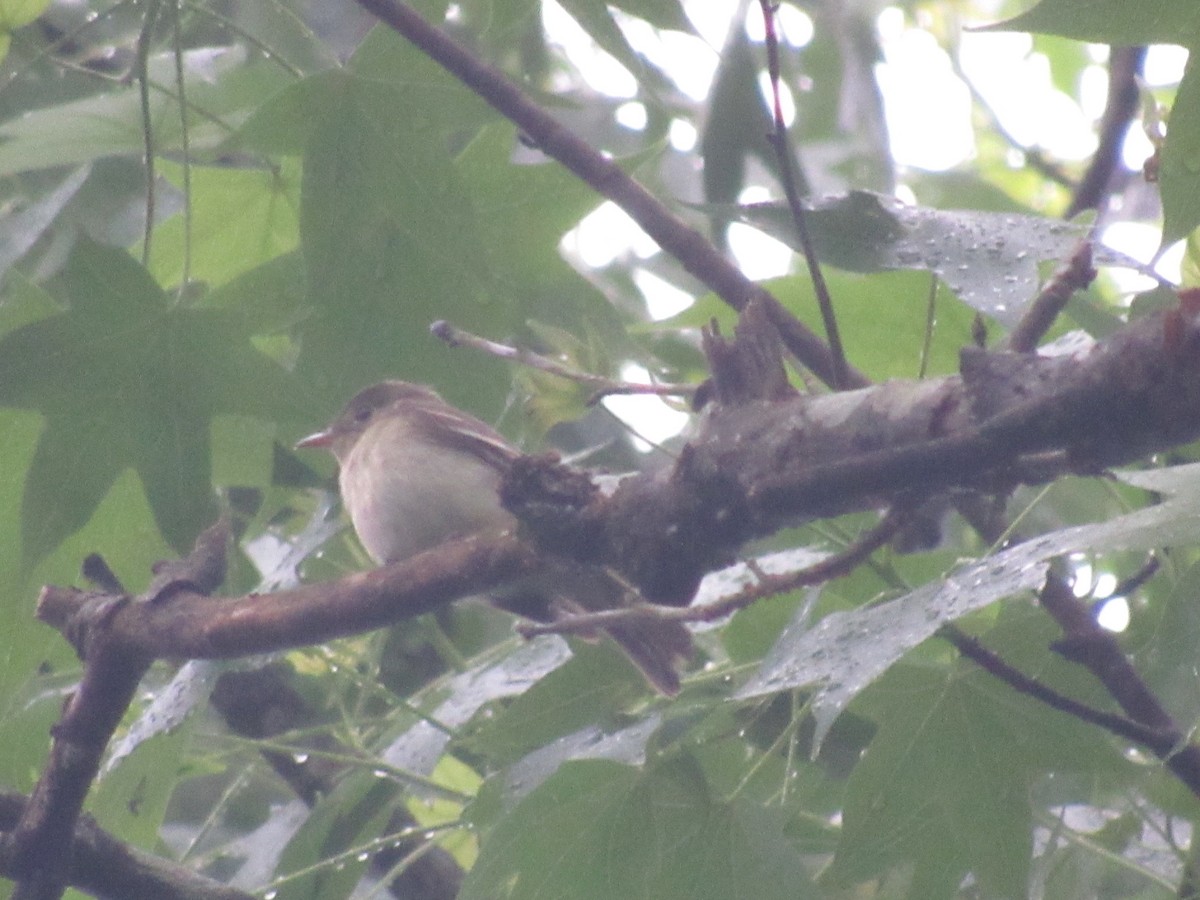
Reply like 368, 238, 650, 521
415, 403, 522, 473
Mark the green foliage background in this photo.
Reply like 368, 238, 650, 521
1, 0, 1199, 897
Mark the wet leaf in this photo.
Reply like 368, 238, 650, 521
737, 462, 1200, 749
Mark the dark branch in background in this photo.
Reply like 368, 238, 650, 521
1037, 572, 1200, 789
210, 667, 462, 900
3, 520, 228, 900
940, 536, 1198, 790
956, 66, 1075, 191
955, 46, 1144, 222
757, 0, 850, 390
352, 0, 869, 391
0, 792, 254, 900
938, 625, 1174, 751
1110, 553, 1160, 597
1064, 46, 1146, 220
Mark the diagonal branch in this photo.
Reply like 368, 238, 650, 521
939, 625, 1177, 755
4, 519, 228, 900
1064, 46, 1146, 220
1038, 573, 1200, 794
352, 0, 867, 390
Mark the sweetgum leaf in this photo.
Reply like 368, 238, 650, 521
0, 238, 302, 566
738, 463, 1200, 749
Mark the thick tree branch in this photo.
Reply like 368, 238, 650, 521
36, 290, 1200, 722
500, 290, 1200, 604
38, 533, 538, 662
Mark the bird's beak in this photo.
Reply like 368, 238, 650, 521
295, 429, 334, 450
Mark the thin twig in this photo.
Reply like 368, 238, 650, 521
1004, 241, 1097, 353
170, 0, 192, 293
134, 0, 162, 266
917, 274, 938, 379
429, 320, 697, 403
517, 508, 904, 638
757, 0, 849, 390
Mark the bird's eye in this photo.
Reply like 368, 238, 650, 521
353, 405, 373, 424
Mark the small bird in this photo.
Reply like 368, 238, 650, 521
296, 380, 691, 693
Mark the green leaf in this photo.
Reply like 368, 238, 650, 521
701, 25, 775, 210
461, 758, 817, 900
0, 404, 70, 747
738, 462, 1200, 748
294, 72, 512, 411
90, 725, 195, 851
457, 124, 622, 339
461, 641, 659, 768
1160, 58, 1200, 246
383, 638, 573, 781
663, 268, 977, 381
826, 666, 1049, 897
146, 158, 301, 290
1125, 558, 1200, 727
555, 0, 668, 93
737, 192, 1099, 326
283, 45, 632, 426
0, 238, 303, 565
609, 0, 691, 33
274, 766, 401, 900
0, 0, 49, 64
827, 638, 1134, 896
0, 0, 47, 28
989, 0, 1200, 46
0, 51, 292, 176
0, 165, 89, 280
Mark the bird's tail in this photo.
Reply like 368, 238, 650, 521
492, 565, 693, 694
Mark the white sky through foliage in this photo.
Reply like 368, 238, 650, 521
545, 2, 1186, 447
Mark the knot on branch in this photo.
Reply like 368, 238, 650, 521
143, 514, 231, 603
38, 517, 232, 662
701, 295, 796, 406
501, 453, 605, 562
